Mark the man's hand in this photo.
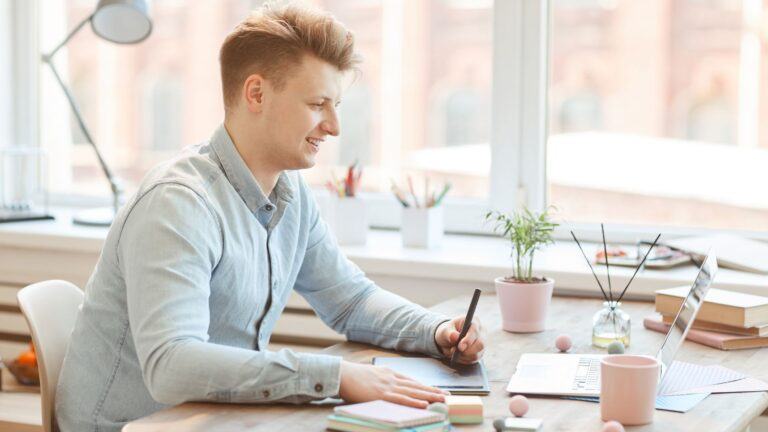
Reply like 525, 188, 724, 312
434, 317, 484, 364
338, 361, 447, 408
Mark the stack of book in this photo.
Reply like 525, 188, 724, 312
327, 400, 450, 432
644, 286, 768, 350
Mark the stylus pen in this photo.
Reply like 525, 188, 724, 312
450, 288, 482, 368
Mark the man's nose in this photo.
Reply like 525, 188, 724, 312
321, 108, 340, 136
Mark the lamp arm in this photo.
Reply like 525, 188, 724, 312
41, 14, 123, 213
44, 14, 93, 61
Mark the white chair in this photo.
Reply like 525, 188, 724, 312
17, 280, 83, 432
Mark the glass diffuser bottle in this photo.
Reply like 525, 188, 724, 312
592, 301, 630, 348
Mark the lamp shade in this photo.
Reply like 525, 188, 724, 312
91, 0, 152, 44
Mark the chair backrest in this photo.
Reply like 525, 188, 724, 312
17, 280, 83, 432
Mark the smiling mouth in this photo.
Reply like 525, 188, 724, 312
306, 137, 323, 152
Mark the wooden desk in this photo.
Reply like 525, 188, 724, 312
124, 295, 768, 432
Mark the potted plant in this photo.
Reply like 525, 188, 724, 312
486, 207, 558, 333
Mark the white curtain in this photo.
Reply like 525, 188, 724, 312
39, 0, 74, 189
0, 1, 14, 148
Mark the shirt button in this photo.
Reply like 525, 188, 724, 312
264, 204, 274, 211
314, 383, 324, 393
262, 390, 271, 398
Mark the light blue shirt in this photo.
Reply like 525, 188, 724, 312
56, 125, 449, 432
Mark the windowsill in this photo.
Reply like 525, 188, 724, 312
1, 209, 767, 299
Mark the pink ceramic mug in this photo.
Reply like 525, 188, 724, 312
600, 355, 660, 425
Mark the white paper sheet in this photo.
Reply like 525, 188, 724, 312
668, 377, 768, 396
563, 393, 711, 413
658, 361, 746, 395
655, 393, 711, 412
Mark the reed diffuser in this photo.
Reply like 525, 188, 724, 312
571, 226, 661, 349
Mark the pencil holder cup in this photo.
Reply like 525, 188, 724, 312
401, 206, 443, 249
333, 196, 367, 246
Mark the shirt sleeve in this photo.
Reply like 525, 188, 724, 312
119, 183, 341, 406
292, 179, 450, 358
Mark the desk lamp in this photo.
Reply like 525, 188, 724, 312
42, 0, 152, 226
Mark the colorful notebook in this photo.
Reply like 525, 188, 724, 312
326, 415, 450, 432
333, 400, 445, 428
445, 395, 483, 424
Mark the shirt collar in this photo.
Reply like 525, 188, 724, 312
210, 124, 294, 215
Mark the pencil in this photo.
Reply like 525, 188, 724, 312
407, 176, 420, 208
433, 183, 451, 207
450, 288, 481, 368
390, 180, 409, 207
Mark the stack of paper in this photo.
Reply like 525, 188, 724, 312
567, 361, 768, 413
659, 361, 768, 396
445, 395, 483, 424
327, 400, 450, 432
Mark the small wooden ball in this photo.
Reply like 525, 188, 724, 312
555, 334, 572, 352
427, 402, 448, 416
607, 341, 625, 354
602, 420, 625, 432
508, 395, 529, 417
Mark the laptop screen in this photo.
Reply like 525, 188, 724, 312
656, 252, 718, 381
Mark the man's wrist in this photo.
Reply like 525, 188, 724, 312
432, 319, 451, 357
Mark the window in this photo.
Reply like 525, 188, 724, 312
547, 0, 768, 233
38, 0, 498, 231
32, 0, 766, 235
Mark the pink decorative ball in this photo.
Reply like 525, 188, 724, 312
602, 420, 625, 432
508, 395, 529, 417
555, 334, 572, 352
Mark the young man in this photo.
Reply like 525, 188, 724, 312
56, 4, 484, 431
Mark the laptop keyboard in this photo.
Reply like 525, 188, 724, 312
572, 357, 600, 391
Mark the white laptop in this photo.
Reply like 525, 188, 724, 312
506, 253, 718, 397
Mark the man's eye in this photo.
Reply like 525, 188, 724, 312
310, 103, 324, 110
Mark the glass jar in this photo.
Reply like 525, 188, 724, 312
592, 301, 631, 348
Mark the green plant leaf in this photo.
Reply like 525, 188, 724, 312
484, 207, 560, 281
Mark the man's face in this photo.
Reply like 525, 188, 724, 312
258, 55, 343, 171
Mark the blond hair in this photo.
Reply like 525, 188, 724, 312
219, 3, 359, 111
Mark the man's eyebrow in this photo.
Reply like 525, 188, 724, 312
312, 95, 341, 103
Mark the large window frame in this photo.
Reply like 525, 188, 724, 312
14, 0, 768, 240
360, 0, 548, 234
2, 1, 38, 151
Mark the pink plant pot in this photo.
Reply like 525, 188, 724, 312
495, 277, 554, 333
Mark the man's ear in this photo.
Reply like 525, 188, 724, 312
243, 74, 265, 113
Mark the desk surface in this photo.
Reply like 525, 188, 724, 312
123, 294, 768, 432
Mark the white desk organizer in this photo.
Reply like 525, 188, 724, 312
333, 196, 368, 246
401, 206, 443, 249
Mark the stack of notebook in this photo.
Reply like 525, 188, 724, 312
327, 400, 450, 432
444, 395, 483, 424
645, 286, 768, 350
